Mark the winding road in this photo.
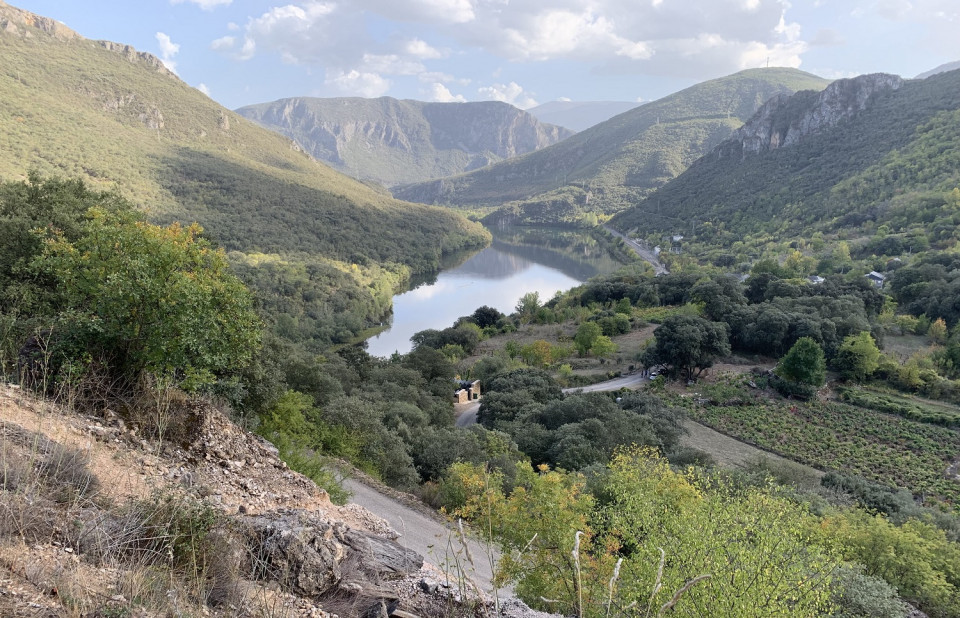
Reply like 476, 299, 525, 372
604, 225, 668, 275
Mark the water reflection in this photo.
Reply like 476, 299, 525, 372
365, 226, 622, 357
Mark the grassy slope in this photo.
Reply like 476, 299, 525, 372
0, 14, 487, 272
394, 68, 831, 217
611, 69, 960, 244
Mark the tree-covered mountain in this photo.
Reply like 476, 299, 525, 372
0, 0, 488, 347
610, 69, 960, 255
394, 68, 831, 225
235, 97, 573, 187
526, 100, 641, 131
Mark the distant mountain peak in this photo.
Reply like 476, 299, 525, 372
916, 60, 960, 79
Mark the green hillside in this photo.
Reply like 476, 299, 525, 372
0, 4, 486, 271
0, 2, 488, 347
394, 68, 830, 224
610, 70, 960, 254
235, 97, 573, 187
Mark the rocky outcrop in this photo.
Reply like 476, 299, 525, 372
0, 0, 79, 40
725, 73, 904, 157
242, 510, 422, 598
97, 41, 178, 79
235, 97, 574, 186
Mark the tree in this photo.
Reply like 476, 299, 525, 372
834, 332, 881, 382
590, 335, 617, 358
35, 208, 261, 389
776, 337, 826, 387
642, 315, 730, 379
574, 321, 602, 356
471, 305, 504, 329
515, 291, 541, 320
928, 318, 948, 344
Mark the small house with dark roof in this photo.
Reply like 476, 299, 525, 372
454, 379, 481, 403
865, 271, 886, 288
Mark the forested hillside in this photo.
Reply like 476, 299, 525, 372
236, 97, 573, 187
394, 68, 830, 225
611, 70, 960, 253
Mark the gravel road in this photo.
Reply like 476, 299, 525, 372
344, 477, 510, 599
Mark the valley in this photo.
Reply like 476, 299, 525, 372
1, 1, 960, 616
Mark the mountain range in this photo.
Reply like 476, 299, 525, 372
525, 100, 641, 131
235, 97, 574, 187
393, 68, 831, 225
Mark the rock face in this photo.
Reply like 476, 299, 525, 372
725, 73, 904, 157
242, 509, 423, 601
235, 97, 574, 186
0, 0, 79, 40
97, 41, 178, 79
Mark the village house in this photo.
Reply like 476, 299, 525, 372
453, 379, 481, 403
865, 271, 886, 288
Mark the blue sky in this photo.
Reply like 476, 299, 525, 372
11, 0, 960, 110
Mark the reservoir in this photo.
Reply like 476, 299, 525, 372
365, 226, 623, 357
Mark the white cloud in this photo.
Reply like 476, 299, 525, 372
405, 38, 445, 59
354, 0, 475, 24
477, 82, 537, 109
171, 0, 232, 10
424, 82, 466, 102
197, 83, 211, 96
210, 35, 235, 51
418, 71, 454, 83
361, 53, 425, 75
155, 32, 180, 74
326, 69, 392, 97
223, 0, 831, 97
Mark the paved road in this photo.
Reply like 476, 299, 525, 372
344, 477, 509, 599
562, 373, 648, 393
454, 401, 481, 427
604, 225, 668, 275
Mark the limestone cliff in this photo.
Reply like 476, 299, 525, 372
236, 97, 575, 187
723, 73, 904, 157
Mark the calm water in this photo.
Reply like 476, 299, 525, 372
365, 226, 622, 357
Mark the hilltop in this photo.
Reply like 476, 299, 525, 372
236, 97, 574, 187
394, 68, 831, 225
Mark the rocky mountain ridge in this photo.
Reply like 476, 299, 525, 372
236, 97, 574, 187
725, 73, 904, 157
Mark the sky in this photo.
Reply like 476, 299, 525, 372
10, 0, 960, 110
